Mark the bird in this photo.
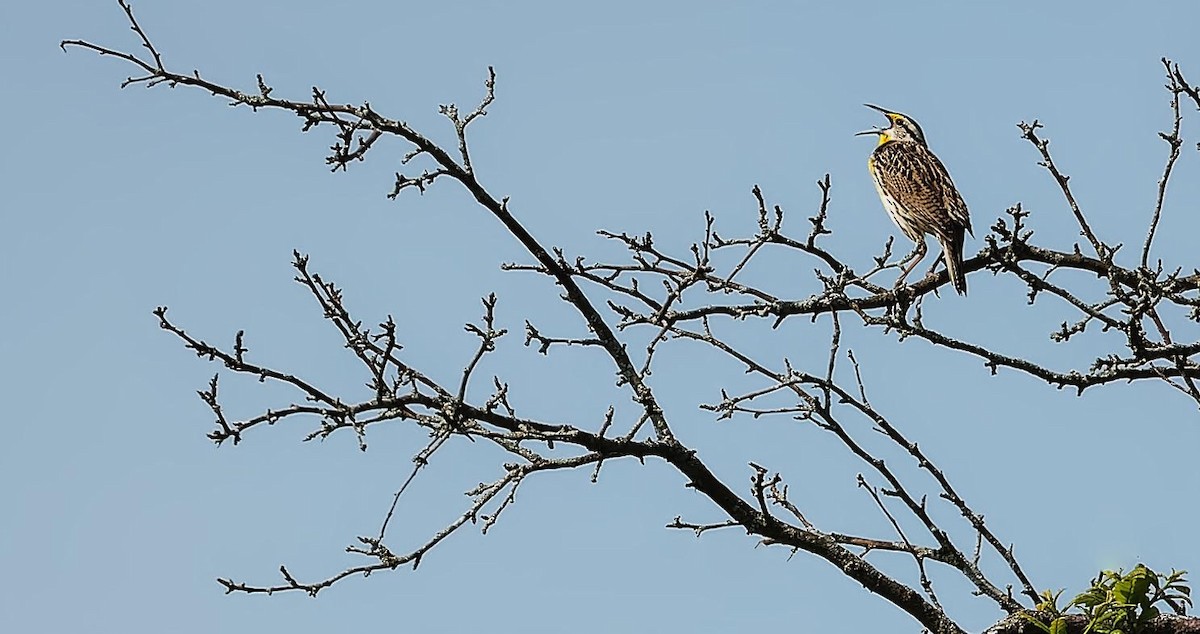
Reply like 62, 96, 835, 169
856, 104, 973, 295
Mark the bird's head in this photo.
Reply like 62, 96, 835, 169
855, 104, 926, 147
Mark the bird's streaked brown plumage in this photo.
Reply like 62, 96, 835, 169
858, 105, 973, 294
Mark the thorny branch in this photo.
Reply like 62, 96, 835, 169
1144, 58, 1186, 269
66, 4, 1200, 634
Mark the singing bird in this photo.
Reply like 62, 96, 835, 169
857, 104, 973, 294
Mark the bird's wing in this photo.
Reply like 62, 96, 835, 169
876, 144, 973, 238
927, 149, 974, 236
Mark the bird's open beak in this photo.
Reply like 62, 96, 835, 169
857, 104, 897, 136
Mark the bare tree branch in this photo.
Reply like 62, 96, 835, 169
1143, 58, 1186, 269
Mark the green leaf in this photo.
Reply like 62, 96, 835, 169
1072, 589, 1104, 607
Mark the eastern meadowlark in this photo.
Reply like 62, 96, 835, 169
857, 104, 973, 295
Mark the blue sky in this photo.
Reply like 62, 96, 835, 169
4, 1, 1199, 632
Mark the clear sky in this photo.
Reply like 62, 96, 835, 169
3, 1, 1199, 632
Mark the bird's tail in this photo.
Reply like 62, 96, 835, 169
939, 233, 968, 295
